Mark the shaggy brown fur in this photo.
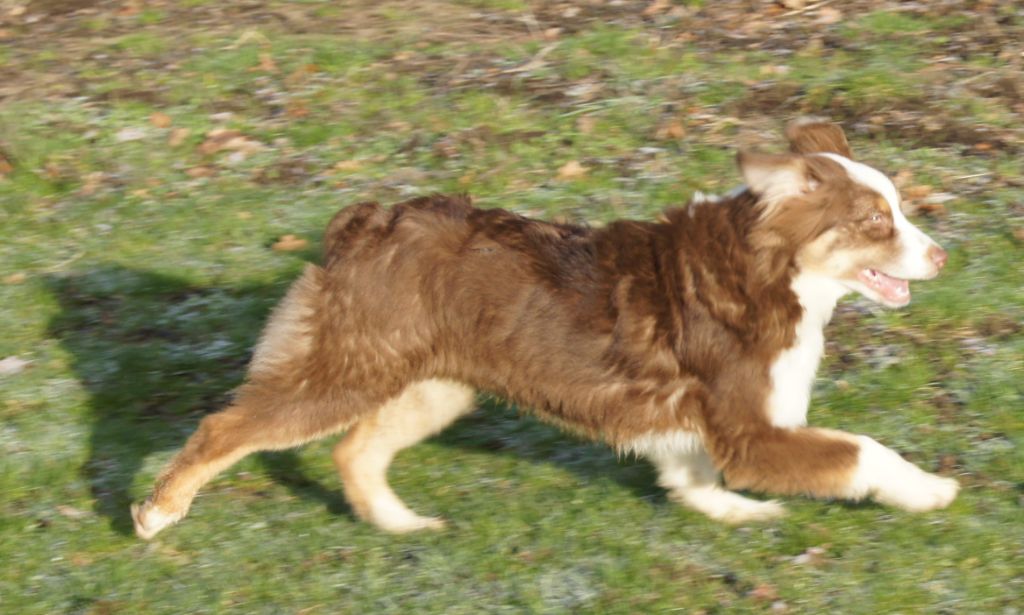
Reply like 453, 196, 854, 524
132, 119, 956, 538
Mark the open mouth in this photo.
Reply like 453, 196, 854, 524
858, 268, 910, 305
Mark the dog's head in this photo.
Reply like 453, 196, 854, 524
739, 118, 947, 307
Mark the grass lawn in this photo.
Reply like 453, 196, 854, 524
1, 1, 1021, 612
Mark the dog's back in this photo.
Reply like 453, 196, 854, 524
303, 195, 685, 437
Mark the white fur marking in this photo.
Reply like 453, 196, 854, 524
844, 436, 959, 511
337, 379, 474, 533
622, 430, 703, 459
691, 190, 714, 204
690, 185, 747, 205
766, 273, 847, 428
636, 432, 786, 523
132, 501, 184, 540
671, 486, 787, 524
366, 497, 447, 534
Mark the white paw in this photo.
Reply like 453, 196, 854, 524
716, 498, 787, 524
362, 498, 448, 533
876, 472, 959, 512
375, 513, 447, 534
131, 500, 184, 540
674, 485, 787, 524
851, 436, 960, 512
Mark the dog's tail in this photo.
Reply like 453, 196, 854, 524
322, 195, 475, 267
247, 263, 324, 380
322, 201, 387, 267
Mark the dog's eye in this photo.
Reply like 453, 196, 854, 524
868, 213, 883, 224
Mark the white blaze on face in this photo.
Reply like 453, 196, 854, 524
816, 153, 941, 280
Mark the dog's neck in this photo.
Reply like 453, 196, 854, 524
791, 272, 848, 330
764, 271, 848, 428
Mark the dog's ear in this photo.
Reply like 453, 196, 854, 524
785, 117, 852, 159
737, 150, 818, 204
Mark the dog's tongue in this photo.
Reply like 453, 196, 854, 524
859, 268, 910, 304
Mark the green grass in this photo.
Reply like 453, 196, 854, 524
1, 2, 1022, 613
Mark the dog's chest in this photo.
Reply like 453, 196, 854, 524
766, 317, 826, 427
764, 274, 844, 428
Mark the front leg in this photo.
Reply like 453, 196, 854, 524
702, 421, 959, 512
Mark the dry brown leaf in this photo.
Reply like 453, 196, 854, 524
913, 201, 947, 216
198, 129, 263, 157
149, 112, 172, 129
257, 52, 277, 72
3, 272, 26, 284
185, 166, 216, 178
222, 136, 263, 155
168, 127, 190, 147
0, 154, 14, 176
79, 172, 105, 196
817, 7, 842, 24
903, 184, 933, 200
655, 119, 686, 140
749, 583, 779, 602
433, 138, 459, 159
760, 65, 790, 76
893, 169, 914, 187
333, 159, 364, 172
272, 234, 308, 252
198, 129, 242, 155
557, 160, 588, 180
285, 63, 318, 87
642, 0, 671, 17
286, 101, 310, 118
117, 0, 140, 16
906, 191, 954, 217
1013, 228, 1024, 242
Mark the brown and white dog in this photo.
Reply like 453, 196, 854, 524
132, 119, 957, 539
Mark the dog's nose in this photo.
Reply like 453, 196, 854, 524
928, 245, 948, 270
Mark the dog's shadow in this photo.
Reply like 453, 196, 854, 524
46, 265, 658, 536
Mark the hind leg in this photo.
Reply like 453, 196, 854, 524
132, 398, 359, 540
333, 379, 476, 533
